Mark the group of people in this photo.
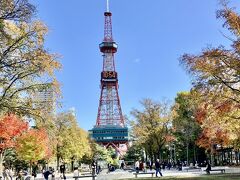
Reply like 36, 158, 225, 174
134, 159, 212, 177
135, 159, 163, 177
91, 161, 101, 174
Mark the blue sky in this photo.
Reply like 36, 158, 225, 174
33, 0, 240, 130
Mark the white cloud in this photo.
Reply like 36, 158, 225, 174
134, 58, 141, 63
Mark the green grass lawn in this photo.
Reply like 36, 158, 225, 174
123, 173, 240, 180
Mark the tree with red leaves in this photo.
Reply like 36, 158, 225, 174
0, 114, 28, 175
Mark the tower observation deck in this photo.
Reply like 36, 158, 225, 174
89, 1, 129, 155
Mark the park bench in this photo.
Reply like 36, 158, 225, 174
184, 167, 202, 172
205, 168, 225, 174
73, 175, 97, 180
133, 172, 155, 178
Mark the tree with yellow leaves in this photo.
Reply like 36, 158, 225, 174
54, 111, 91, 171
131, 99, 172, 162
0, 0, 61, 120
16, 128, 51, 173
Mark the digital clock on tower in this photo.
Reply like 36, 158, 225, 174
102, 71, 117, 79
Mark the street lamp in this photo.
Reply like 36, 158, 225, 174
173, 144, 176, 163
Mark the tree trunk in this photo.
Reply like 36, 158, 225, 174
174, 144, 176, 164
29, 161, 32, 175
56, 144, 60, 171
57, 154, 60, 171
193, 144, 196, 165
186, 143, 189, 166
236, 150, 239, 165
0, 152, 3, 176
71, 158, 74, 172
145, 150, 148, 162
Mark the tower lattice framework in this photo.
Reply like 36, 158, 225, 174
96, 11, 124, 127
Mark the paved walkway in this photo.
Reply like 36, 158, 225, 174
33, 166, 240, 180
97, 166, 240, 180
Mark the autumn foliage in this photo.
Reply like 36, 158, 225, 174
0, 114, 28, 152
0, 113, 52, 164
16, 128, 51, 162
0, 0, 61, 121
180, 4, 240, 153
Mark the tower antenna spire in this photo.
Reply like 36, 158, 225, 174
106, 0, 110, 12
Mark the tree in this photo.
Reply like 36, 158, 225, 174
0, 114, 28, 175
0, 0, 35, 22
124, 143, 144, 162
15, 128, 50, 173
172, 92, 202, 164
54, 111, 91, 170
0, 0, 61, 120
131, 99, 172, 161
180, 3, 240, 163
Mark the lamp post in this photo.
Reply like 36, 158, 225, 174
169, 145, 173, 162
173, 144, 176, 163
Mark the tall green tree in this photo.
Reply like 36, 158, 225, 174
124, 143, 144, 162
172, 92, 202, 164
131, 99, 172, 161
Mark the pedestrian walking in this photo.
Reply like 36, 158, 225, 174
150, 161, 153, 171
43, 169, 51, 180
155, 159, 163, 177
206, 161, 211, 174
60, 163, 66, 179
135, 160, 140, 173
73, 167, 79, 180
60, 164, 65, 175
91, 160, 97, 175
120, 162, 125, 169
107, 163, 111, 173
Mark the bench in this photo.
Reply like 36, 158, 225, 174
184, 167, 202, 172
205, 169, 225, 174
73, 175, 97, 180
133, 172, 155, 178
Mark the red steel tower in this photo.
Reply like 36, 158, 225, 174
89, 0, 129, 155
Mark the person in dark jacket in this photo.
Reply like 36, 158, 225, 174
206, 161, 211, 174
43, 170, 51, 180
155, 159, 163, 177
60, 164, 65, 174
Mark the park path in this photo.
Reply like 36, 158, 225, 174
33, 166, 240, 180
97, 166, 240, 180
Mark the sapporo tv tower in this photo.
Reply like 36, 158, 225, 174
89, 0, 129, 155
